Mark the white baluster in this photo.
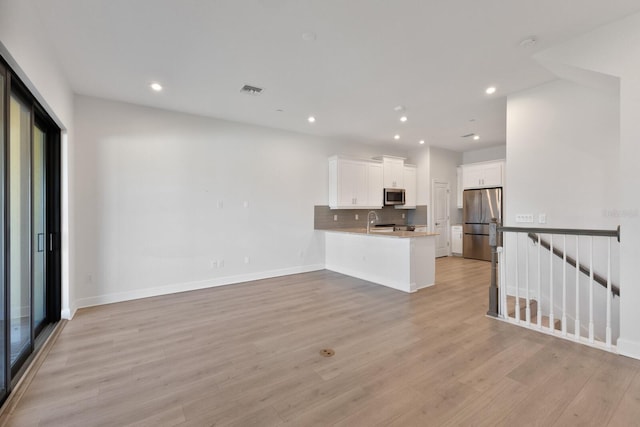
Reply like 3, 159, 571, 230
549, 235, 554, 332
515, 233, 520, 322
589, 236, 594, 343
562, 235, 567, 336
525, 233, 531, 324
575, 236, 580, 340
537, 234, 542, 329
606, 238, 612, 348
498, 247, 506, 318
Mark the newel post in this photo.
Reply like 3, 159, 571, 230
487, 218, 499, 318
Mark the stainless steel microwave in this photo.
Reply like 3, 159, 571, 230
384, 188, 405, 205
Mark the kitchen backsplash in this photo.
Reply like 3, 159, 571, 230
314, 205, 428, 230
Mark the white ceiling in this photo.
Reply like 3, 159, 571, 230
33, 0, 640, 151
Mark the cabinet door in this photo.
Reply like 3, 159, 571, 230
383, 157, 404, 188
348, 160, 368, 206
367, 163, 383, 208
402, 166, 417, 208
462, 165, 483, 189
482, 163, 503, 187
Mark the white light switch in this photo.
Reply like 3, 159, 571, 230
333, 215, 338, 221
355, 214, 359, 220
538, 213, 547, 224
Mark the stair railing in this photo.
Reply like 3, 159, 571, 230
488, 220, 620, 351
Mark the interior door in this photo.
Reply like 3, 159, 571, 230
433, 181, 450, 257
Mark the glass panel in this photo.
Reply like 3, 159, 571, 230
9, 94, 31, 365
33, 125, 45, 329
0, 71, 7, 395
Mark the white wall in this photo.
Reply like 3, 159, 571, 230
531, 11, 640, 359
407, 146, 462, 233
429, 146, 463, 226
462, 145, 506, 164
1, 0, 75, 318
506, 79, 620, 229
73, 95, 407, 310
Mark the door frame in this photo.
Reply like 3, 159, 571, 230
431, 179, 451, 257
0, 55, 61, 395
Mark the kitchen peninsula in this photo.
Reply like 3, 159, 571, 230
324, 228, 438, 293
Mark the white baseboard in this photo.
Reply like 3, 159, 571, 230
73, 264, 325, 311
617, 338, 640, 360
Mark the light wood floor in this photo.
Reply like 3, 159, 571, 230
3, 257, 640, 426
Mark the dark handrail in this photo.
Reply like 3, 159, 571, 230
499, 226, 620, 242
525, 232, 620, 297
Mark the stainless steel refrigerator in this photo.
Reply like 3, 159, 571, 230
463, 188, 502, 261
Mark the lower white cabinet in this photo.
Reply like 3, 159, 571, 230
451, 225, 463, 255
329, 156, 383, 209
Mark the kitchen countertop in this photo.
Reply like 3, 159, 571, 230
323, 228, 438, 238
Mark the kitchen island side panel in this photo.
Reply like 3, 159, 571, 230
324, 231, 435, 293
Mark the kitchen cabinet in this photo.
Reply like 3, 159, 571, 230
328, 156, 383, 209
451, 225, 463, 255
396, 164, 417, 209
462, 161, 504, 189
368, 162, 383, 207
381, 156, 405, 189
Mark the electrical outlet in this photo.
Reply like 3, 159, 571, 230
355, 214, 359, 220
211, 260, 218, 268
244, 256, 250, 264
515, 214, 534, 223
218, 259, 224, 268
538, 213, 547, 224
243, 201, 249, 208
333, 214, 338, 221
402, 213, 405, 219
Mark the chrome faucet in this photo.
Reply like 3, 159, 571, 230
367, 211, 379, 234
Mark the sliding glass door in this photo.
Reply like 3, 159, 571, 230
8, 93, 32, 368
0, 62, 7, 403
0, 57, 61, 403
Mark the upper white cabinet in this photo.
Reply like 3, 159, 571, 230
368, 162, 384, 208
380, 156, 405, 189
462, 161, 504, 189
396, 165, 417, 209
329, 156, 383, 209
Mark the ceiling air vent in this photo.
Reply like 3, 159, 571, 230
460, 133, 476, 138
240, 84, 264, 96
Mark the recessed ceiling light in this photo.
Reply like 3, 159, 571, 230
485, 86, 496, 95
150, 82, 163, 92
400, 116, 408, 122
419, 140, 425, 145
394, 134, 400, 140
308, 116, 316, 123
473, 135, 480, 140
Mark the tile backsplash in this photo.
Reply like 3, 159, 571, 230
314, 205, 428, 230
